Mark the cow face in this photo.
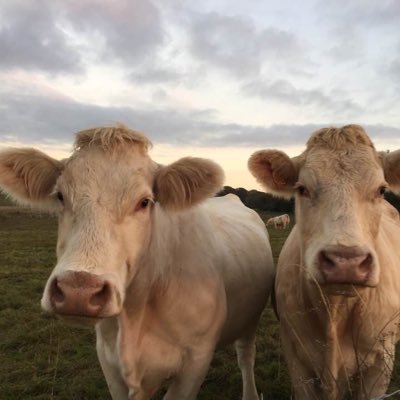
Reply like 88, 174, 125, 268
249, 125, 400, 294
0, 126, 224, 322
43, 145, 156, 321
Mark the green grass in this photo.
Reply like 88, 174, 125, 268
0, 209, 399, 399
0, 209, 292, 400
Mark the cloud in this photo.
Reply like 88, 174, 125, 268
0, 0, 82, 74
242, 79, 362, 115
0, 83, 398, 149
316, 0, 400, 65
385, 41, 400, 88
317, 0, 400, 27
0, 85, 218, 145
0, 0, 398, 160
389, 59, 400, 83
187, 12, 305, 78
63, 0, 165, 65
0, 0, 165, 75
128, 67, 182, 84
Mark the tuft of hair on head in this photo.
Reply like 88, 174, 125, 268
73, 124, 152, 154
307, 124, 375, 151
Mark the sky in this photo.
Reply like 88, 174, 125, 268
0, 0, 399, 189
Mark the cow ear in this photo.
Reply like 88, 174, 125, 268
154, 157, 224, 211
0, 148, 64, 209
381, 150, 400, 193
248, 150, 299, 198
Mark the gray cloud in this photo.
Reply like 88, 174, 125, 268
389, 59, 400, 82
0, 88, 398, 150
0, 0, 82, 73
317, 0, 400, 28
64, 0, 165, 65
386, 42, 400, 88
0, 0, 165, 75
316, 1, 400, 66
188, 12, 305, 78
128, 67, 182, 84
242, 79, 362, 115
0, 0, 398, 153
0, 89, 217, 145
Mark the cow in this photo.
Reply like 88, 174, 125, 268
248, 124, 400, 399
0, 125, 274, 400
266, 214, 290, 229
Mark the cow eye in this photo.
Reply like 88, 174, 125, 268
377, 186, 387, 198
137, 197, 153, 211
56, 191, 64, 204
296, 185, 310, 197
141, 198, 150, 208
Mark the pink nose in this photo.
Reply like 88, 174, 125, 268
49, 271, 112, 317
318, 246, 373, 286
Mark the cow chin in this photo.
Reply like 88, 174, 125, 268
57, 314, 104, 328
322, 283, 375, 297
41, 303, 122, 327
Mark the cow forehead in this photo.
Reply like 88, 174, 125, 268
57, 146, 155, 206
300, 145, 383, 189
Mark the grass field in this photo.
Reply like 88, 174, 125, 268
1, 209, 399, 399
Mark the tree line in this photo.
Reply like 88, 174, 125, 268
217, 186, 400, 213
216, 186, 294, 212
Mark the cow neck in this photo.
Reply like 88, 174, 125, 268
121, 203, 211, 315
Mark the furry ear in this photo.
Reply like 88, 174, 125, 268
380, 149, 400, 193
154, 157, 224, 211
248, 150, 298, 198
0, 148, 64, 209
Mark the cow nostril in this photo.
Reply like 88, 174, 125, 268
359, 253, 373, 272
319, 251, 335, 269
89, 282, 111, 308
50, 278, 65, 304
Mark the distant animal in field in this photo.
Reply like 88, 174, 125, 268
0, 125, 274, 400
249, 124, 400, 400
266, 214, 290, 229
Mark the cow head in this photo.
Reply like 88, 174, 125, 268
249, 125, 400, 294
0, 125, 224, 322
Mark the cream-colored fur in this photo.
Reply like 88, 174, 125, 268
0, 125, 274, 400
249, 124, 400, 399
0, 148, 64, 209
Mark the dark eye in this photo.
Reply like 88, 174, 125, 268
141, 198, 149, 208
296, 185, 310, 197
56, 191, 64, 203
378, 186, 387, 198
138, 198, 153, 210
134, 197, 153, 213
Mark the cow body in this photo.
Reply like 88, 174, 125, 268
96, 195, 273, 399
276, 211, 400, 399
266, 214, 290, 229
249, 125, 400, 399
0, 126, 274, 400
